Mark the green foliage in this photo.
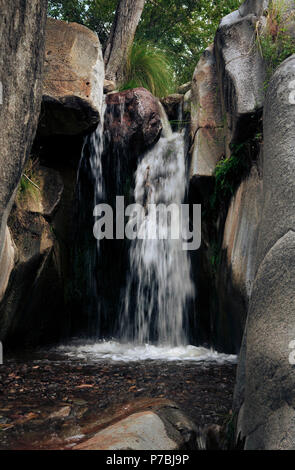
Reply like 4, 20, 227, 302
210, 143, 250, 212
210, 241, 222, 272
120, 42, 175, 97
137, 0, 242, 83
18, 158, 40, 201
48, 0, 242, 85
256, 0, 295, 88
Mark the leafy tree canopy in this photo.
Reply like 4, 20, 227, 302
48, 0, 242, 84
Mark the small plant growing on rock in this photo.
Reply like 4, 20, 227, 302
256, 0, 295, 88
18, 157, 40, 201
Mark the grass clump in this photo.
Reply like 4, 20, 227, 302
256, 0, 295, 88
120, 42, 175, 98
18, 157, 40, 201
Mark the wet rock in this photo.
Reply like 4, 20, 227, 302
39, 18, 104, 136
105, 87, 162, 160
160, 93, 183, 123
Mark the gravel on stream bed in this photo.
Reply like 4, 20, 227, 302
0, 352, 237, 450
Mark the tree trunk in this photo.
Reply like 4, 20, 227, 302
104, 0, 145, 86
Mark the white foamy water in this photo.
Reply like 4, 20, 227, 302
120, 131, 195, 345
56, 341, 237, 364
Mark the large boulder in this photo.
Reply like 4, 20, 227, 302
214, 7, 265, 143
0, 0, 47, 316
235, 55, 295, 449
190, 45, 225, 180
239, 0, 269, 17
105, 87, 162, 160
214, 166, 263, 353
38, 18, 104, 136
74, 401, 199, 450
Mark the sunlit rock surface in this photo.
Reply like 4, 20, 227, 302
190, 45, 224, 179
39, 18, 104, 136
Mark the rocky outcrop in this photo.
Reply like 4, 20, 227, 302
190, 45, 225, 180
74, 401, 200, 450
0, 0, 47, 319
189, 0, 266, 354
239, 0, 269, 17
214, 6, 265, 143
235, 55, 295, 450
105, 87, 162, 161
39, 18, 104, 136
0, 165, 64, 345
214, 166, 263, 353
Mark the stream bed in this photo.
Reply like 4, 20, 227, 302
0, 343, 237, 450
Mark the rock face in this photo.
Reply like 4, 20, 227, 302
16, 166, 64, 218
190, 45, 225, 179
214, 166, 263, 353
235, 55, 295, 450
188, 0, 266, 354
105, 87, 162, 160
39, 18, 104, 136
0, 165, 64, 345
239, 0, 269, 17
160, 93, 183, 124
0, 0, 47, 316
75, 401, 200, 450
214, 7, 265, 143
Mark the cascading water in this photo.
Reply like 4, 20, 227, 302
120, 129, 195, 345
63, 98, 237, 364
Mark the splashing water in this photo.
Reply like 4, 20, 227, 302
56, 340, 237, 364
120, 130, 195, 346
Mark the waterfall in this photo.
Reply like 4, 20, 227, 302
120, 129, 195, 346
61, 96, 239, 364
74, 98, 196, 347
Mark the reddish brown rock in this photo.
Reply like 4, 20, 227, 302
105, 87, 162, 160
